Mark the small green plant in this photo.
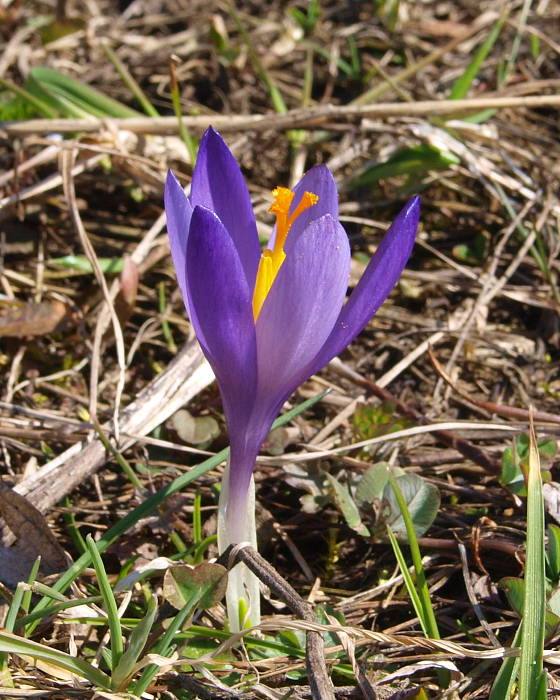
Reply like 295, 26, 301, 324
326, 462, 440, 541
352, 401, 413, 452
350, 144, 460, 190
491, 426, 547, 700
289, 0, 321, 35
500, 433, 556, 497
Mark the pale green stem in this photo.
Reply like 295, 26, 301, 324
217, 460, 260, 632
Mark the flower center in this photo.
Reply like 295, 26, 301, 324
252, 186, 318, 320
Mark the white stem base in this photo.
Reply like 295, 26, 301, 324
217, 462, 260, 632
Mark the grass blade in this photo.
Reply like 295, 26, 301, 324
86, 534, 124, 672
0, 77, 59, 118
449, 10, 508, 100
169, 58, 198, 164
387, 471, 448, 688
387, 472, 440, 640
518, 419, 546, 699
132, 588, 203, 696
489, 623, 522, 700
386, 528, 426, 634
112, 594, 157, 690
0, 630, 111, 688
100, 40, 159, 117
29, 67, 140, 119
28, 391, 328, 625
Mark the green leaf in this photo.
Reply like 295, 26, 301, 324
351, 144, 460, 188
489, 623, 522, 700
354, 462, 390, 507
501, 576, 525, 616
547, 525, 560, 583
28, 67, 140, 119
326, 473, 370, 537
171, 409, 220, 446
288, 0, 320, 34
352, 402, 412, 443
518, 424, 546, 700
0, 630, 111, 688
162, 563, 228, 611
538, 439, 557, 458
547, 587, 560, 618
40, 17, 85, 43
501, 577, 560, 640
111, 595, 157, 690
501, 434, 556, 497
382, 474, 440, 540
452, 231, 489, 265
448, 12, 507, 99
49, 255, 124, 274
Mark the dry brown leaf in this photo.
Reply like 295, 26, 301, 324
0, 299, 72, 337
0, 483, 66, 586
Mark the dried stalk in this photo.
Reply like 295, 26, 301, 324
220, 544, 336, 700
13, 341, 214, 513
2, 95, 560, 136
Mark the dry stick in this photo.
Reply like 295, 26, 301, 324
3, 95, 560, 136
374, 301, 474, 389
13, 340, 214, 513
60, 147, 126, 435
0, 141, 61, 188
220, 544, 335, 700
0, 152, 105, 211
418, 536, 521, 560
331, 358, 501, 474
435, 193, 538, 402
458, 542, 501, 648
7, 165, 188, 514
428, 347, 560, 426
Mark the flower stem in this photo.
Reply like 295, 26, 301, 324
217, 460, 260, 632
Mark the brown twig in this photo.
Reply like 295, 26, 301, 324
332, 359, 502, 474
428, 346, 560, 425
218, 544, 336, 700
2, 95, 560, 136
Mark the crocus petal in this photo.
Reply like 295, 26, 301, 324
190, 127, 260, 288
256, 213, 350, 402
185, 205, 258, 426
305, 195, 420, 377
165, 170, 193, 309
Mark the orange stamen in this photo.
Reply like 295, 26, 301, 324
252, 187, 318, 320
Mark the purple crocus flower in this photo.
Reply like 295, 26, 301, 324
165, 127, 420, 627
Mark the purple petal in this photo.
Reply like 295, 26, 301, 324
268, 165, 339, 253
306, 196, 420, 375
256, 213, 350, 401
165, 169, 193, 310
186, 205, 258, 428
190, 127, 260, 288
284, 165, 339, 251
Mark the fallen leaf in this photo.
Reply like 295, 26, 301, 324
171, 409, 220, 446
163, 563, 227, 611
0, 299, 72, 337
0, 483, 67, 586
